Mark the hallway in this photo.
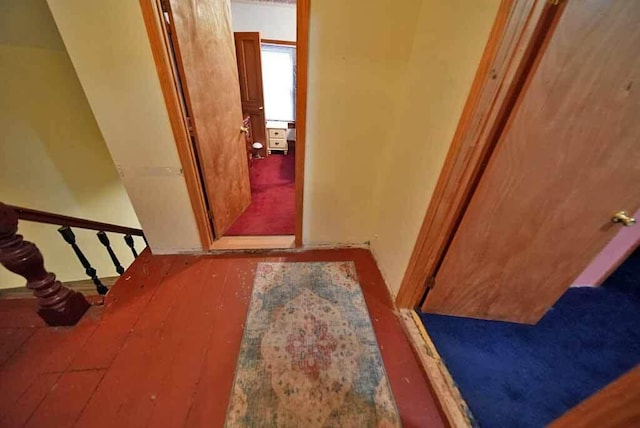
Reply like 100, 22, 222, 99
0, 248, 443, 427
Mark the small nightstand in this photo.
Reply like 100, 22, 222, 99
266, 121, 288, 155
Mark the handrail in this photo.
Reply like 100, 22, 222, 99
8, 205, 144, 236
1, 202, 145, 304
0, 202, 90, 326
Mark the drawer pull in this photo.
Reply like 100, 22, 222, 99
268, 129, 286, 138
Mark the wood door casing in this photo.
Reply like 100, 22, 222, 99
168, 0, 251, 237
234, 32, 268, 157
423, 0, 640, 323
139, 0, 214, 248
549, 366, 640, 428
395, 0, 557, 309
295, 0, 310, 247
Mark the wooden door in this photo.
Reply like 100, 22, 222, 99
234, 32, 268, 157
422, 0, 640, 324
167, 0, 251, 236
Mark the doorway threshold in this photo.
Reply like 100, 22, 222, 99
209, 235, 295, 251
399, 309, 473, 428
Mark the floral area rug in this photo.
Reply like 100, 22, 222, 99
225, 262, 401, 427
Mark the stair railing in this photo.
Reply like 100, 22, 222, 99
0, 202, 146, 326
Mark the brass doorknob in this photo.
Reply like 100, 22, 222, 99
611, 211, 636, 226
240, 126, 249, 133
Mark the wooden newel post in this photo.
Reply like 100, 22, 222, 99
0, 202, 90, 326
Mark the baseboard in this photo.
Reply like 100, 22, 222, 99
204, 239, 370, 254
297, 242, 370, 250
398, 309, 474, 428
150, 240, 372, 255
0, 276, 119, 299
368, 243, 400, 303
150, 247, 205, 255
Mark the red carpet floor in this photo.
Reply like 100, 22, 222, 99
226, 150, 295, 235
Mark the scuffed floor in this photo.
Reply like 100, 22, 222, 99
0, 248, 444, 427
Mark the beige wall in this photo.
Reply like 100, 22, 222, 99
303, 0, 499, 296
303, 0, 422, 245
47, 0, 202, 254
41, 0, 499, 298
0, 0, 143, 289
230, 0, 296, 41
370, 0, 500, 295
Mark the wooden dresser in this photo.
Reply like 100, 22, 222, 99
266, 121, 288, 155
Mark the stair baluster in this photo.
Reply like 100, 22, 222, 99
124, 234, 139, 258
0, 203, 90, 325
58, 226, 108, 295
97, 231, 125, 275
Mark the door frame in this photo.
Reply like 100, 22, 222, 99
549, 366, 640, 428
395, 0, 566, 309
261, 39, 297, 47
139, 0, 309, 250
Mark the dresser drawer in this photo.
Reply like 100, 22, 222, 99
268, 138, 287, 149
268, 128, 287, 139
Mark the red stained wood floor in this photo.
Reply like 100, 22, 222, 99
0, 248, 444, 427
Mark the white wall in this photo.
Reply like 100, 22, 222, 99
230, 0, 296, 41
0, 0, 143, 289
47, 0, 202, 254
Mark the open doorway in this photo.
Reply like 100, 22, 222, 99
139, 0, 307, 250
225, 0, 297, 236
396, 0, 640, 426
417, 245, 640, 427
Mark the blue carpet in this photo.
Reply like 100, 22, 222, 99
418, 248, 640, 428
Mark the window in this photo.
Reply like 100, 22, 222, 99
261, 44, 296, 122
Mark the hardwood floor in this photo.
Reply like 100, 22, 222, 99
0, 248, 445, 427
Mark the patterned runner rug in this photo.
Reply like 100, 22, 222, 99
225, 262, 401, 427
